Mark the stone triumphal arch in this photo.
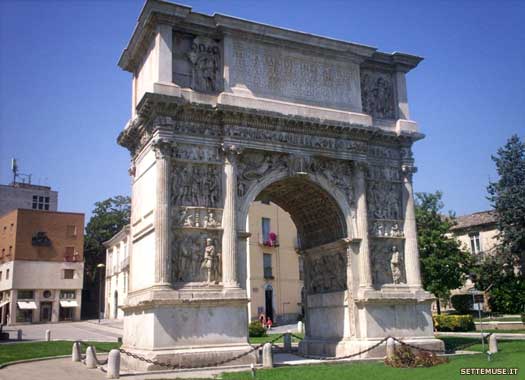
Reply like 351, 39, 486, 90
117, 0, 443, 370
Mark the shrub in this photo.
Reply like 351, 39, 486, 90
249, 320, 267, 337
433, 314, 475, 332
450, 294, 473, 314
521, 313, 525, 323
384, 346, 448, 368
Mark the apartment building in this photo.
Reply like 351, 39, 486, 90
0, 209, 84, 324
0, 183, 58, 216
103, 225, 130, 320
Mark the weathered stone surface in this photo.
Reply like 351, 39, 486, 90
107, 349, 121, 379
116, 0, 438, 369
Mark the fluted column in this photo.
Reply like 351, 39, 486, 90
402, 164, 422, 288
354, 162, 373, 290
152, 139, 174, 287
221, 145, 242, 288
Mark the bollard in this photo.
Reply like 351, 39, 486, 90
297, 321, 304, 334
283, 331, 292, 352
106, 349, 121, 379
489, 334, 498, 353
262, 343, 273, 368
17, 329, 22, 341
250, 363, 256, 379
386, 337, 395, 361
72, 342, 81, 362
45, 329, 51, 342
85, 346, 97, 369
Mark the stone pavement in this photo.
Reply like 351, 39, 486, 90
1, 320, 122, 342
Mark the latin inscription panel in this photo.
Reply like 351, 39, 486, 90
228, 38, 360, 111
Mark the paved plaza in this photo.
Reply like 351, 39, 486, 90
1, 320, 123, 342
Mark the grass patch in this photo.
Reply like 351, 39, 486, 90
0, 340, 121, 366
481, 329, 525, 333
480, 316, 523, 322
249, 333, 303, 345
222, 341, 524, 380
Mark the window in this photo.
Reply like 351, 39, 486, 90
64, 246, 76, 262
1, 249, 4, 257
263, 253, 273, 278
6, 269, 9, 280
469, 233, 482, 254
8, 246, 12, 256
0, 271, 2, 281
262, 218, 271, 243
18, 290, 34, 299
43, 290, 52, 298
64, 269, 75, 279
60, 290, 76, 299
32, 195, 50, 210
298, 256, 304, 281
66, 225, 77, 237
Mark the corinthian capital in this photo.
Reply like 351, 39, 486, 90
401, 165, 418, 181
221, 143, 244, 163
152, 139, 175, 160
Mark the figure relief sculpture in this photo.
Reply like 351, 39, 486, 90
173, 163, 221, 207
390, 246, 402, 284
306, 252, 347, 294
204, 211, 220, 228
201, 238, 221, 284
361, 70, 396, 119
188, 36, 221, 93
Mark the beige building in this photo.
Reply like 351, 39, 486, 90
246, 201, 302, 324
0, 209, 84, 324
104, 203, 303, 324
103, 226, 130, 320
0, 183, 58, 216
447, 210, 499, 311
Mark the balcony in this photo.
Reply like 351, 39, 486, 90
259, 232, 279, 248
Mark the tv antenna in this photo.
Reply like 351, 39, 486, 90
11, 158, 32, 185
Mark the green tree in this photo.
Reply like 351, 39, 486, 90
474, 135, 525, 313
487, 134, 525, 272
84, 195, 131, 282
415, 191, 474, 314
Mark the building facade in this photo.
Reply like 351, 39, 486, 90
0, 183, 58, 217
246, 201, 302, 324
104, 225, 130, 320
447, 210, 499, 311
0, 209, 84, 324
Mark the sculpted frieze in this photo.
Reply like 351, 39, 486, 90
361, 70, 396, 119
367, 164, 401, 182
174, 207, 222, 229
370, 220, 404, 238
172, 230, 222, 283
371, 241, 406, 288
305, 251, 347, 294
172, 163, 222, 208
367, 145, 401, 161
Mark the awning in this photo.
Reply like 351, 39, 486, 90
0, 300, 9, 308
17, 301, 37, 310
59, 300, 78, 308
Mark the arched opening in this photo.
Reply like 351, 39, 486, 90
243, 174, 352, 353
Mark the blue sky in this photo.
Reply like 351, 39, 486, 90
1, 0, 524, 221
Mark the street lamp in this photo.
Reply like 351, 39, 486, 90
97, 263, 105, 324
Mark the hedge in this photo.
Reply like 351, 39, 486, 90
433, 314, 475, 332
248, 320, 267, 337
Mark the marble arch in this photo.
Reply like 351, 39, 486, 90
116, 0, 443, 370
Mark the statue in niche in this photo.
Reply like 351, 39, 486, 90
188, 36, 221, 93
390, 246, 402, 285
201, 238, 221, 284
174, 235, 194, 282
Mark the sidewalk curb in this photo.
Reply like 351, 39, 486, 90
0, 355, 70, 369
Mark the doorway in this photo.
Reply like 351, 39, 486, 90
265, 286, 273, 322
40, 302, 52, 322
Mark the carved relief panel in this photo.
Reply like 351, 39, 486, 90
366, 163, 402, 221
171, 163, 222, 208
171, 230, 222, 283
173, 207, 222, 229
371, 241, 406, 288
360, 70, 396, 119
172, 32, 222, 94
305, 251, 347, 294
